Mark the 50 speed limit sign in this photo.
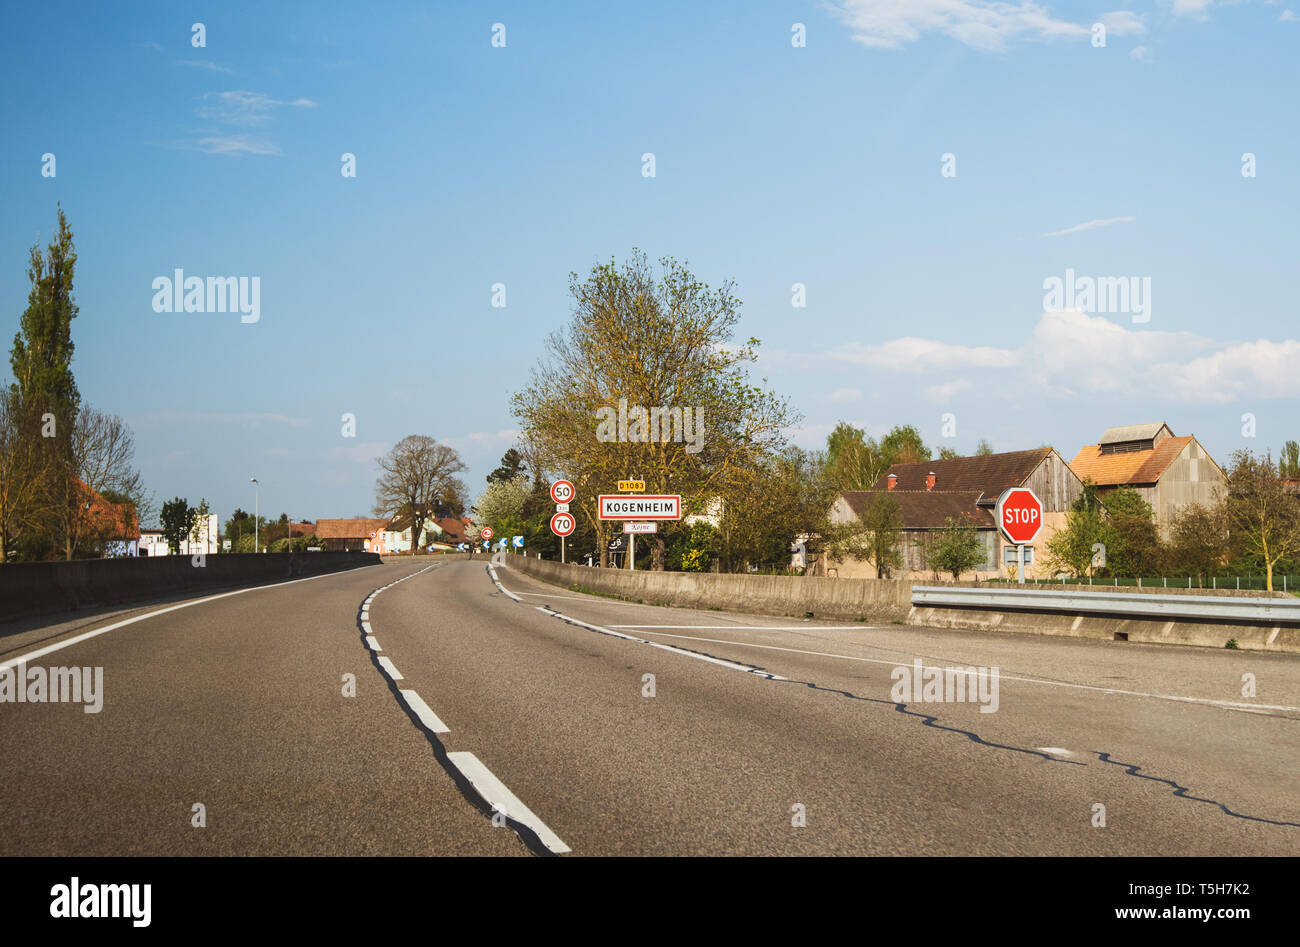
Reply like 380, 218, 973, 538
550, 511, 575, 537
550, 480, 575, 504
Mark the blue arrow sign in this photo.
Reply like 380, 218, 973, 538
512, 535, 524, 547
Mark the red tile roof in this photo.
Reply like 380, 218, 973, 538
313, 517, 390, 540
873, 448, 1053, 495
841, 490, 995, 529
1069, 436, 1191, 487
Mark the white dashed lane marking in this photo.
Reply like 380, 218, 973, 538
447, 751, 571, 855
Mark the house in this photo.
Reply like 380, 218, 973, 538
314, 518, 391, 552
139, 528, 167, 556
137, 513, 219, 556
1069, 423, 1226, 531
430, 516, 470, 545
827, 447, 1085, 580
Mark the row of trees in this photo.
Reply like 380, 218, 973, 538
1, 208, 149, 561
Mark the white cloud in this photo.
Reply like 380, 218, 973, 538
924, 379, 973, 403
1129, 44, 1154, 62
784, 311, 1300, 406
823, 337, 1020, 371
198, 90, 317, 126
1172, 0, 1215, 17
826, 0, 1104, 51
195, 136, 281, 156
1100, 11, 1146, 35
1281, 9, 1298, 21
1040, 215, 1136, 237
827, 386, 863, 404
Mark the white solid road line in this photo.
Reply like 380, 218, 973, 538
630, 630, 1300, 715
1, 567, 369, 674
446, 751, 571, 854
377, 656, 404, 680
399, 689, 450, 734
365, 636, 381, 651
611, 624, 880, 631
486, 565, 521, 601
536, 607, 787, 680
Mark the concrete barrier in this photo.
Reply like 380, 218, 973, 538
503, 556, 1300, 653
0, 551, 380, 622
505, 555, 915, 620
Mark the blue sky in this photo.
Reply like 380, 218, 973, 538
2, 0, 1296, 523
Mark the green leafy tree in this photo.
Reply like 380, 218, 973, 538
487, 448, 527, 484
1103, 487, 1163, 577
925, 515, 986, 580
1225, 449, 1300, 591
975, 439, 994, 456
716, 447, 834, 572
1044, 506, 1111, 577
880, 425, 930, 465
1167, 502, 1230, 584
677, 521, 720, 572
511, 250, 796, 569
160, 497, 196, 554
1280, 441, 1300, 479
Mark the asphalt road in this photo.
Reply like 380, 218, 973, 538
2, 558, 1297, 856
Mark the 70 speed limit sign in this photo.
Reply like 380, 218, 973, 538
550, 511, 575, 537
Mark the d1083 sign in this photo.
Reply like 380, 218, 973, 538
996, 488, 1043, 545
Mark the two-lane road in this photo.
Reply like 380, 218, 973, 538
2, 558, 1296, 856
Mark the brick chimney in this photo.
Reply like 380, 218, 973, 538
887, 474, 897, 491
925, 471, 936, 491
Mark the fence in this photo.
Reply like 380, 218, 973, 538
984, 574, 1299, 593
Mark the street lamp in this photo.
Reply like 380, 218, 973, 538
250, 477, 259, 553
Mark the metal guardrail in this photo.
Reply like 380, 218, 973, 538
910, 586, 1300, 624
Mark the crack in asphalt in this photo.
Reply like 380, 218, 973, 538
499, 566, 1300, 832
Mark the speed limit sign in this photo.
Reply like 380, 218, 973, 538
550, 480, 575, 504
481, 526, 494, 541
550, 511, 575, 537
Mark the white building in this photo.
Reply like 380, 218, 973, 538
138, 514, 219, 556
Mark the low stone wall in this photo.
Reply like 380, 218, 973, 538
0, 551, 380, 621
503, 556, 1300, 652
505, 556, 916, 620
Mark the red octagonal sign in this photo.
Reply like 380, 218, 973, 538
996, 488, 1043, 545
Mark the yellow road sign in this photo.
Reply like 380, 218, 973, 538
618, 480, 646, 492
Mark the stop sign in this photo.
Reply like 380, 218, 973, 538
996, 488, 1043, 544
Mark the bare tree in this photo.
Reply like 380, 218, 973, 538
56, 405, 143, 559
373, 436, 468, 547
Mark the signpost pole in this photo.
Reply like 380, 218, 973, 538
1019, 544, 1025, 585
629, 532, 635, 571
561, 534, 565, 564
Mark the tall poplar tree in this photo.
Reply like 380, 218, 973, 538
9, 206, 81, 559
